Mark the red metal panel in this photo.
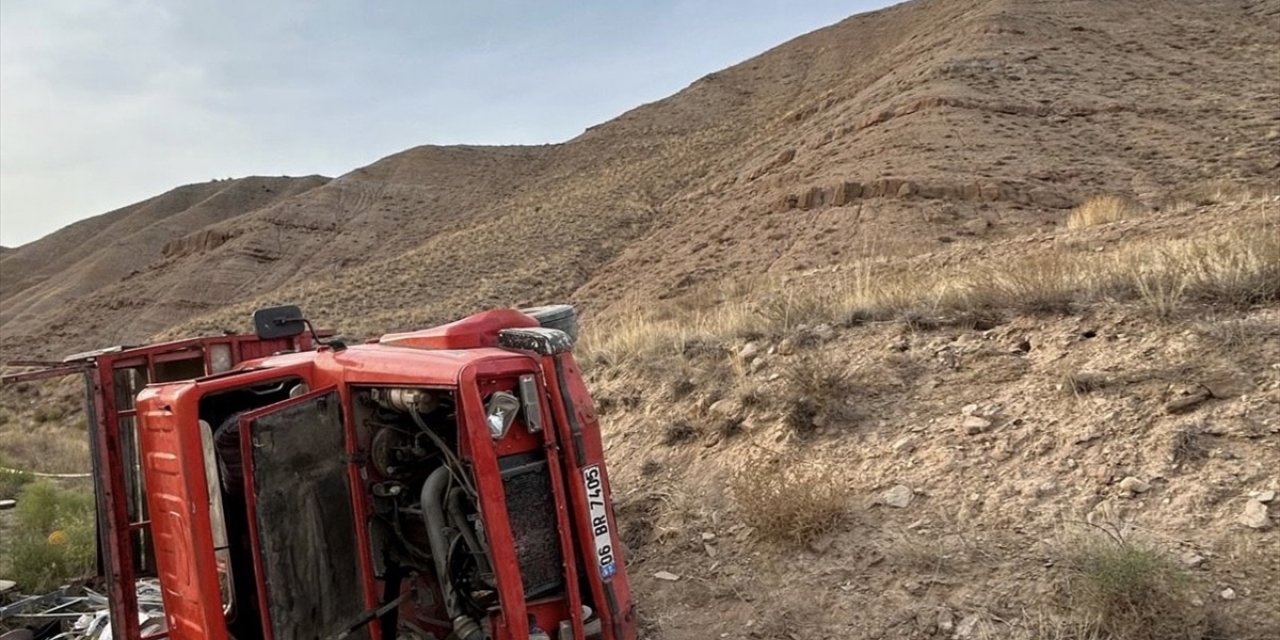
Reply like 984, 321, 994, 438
456, 365, 530, 640
91, 362, 142, 640
542, 353, 636, 640
338, 384, 385, 640
135, 384, 230, 640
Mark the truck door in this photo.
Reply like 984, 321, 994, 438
240, 388, 371, 640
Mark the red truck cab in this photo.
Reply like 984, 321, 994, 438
19, 305, 635, 640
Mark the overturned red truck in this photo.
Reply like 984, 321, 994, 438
10, 305, 635, 639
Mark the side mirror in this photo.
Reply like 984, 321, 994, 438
252, 305, 307, 340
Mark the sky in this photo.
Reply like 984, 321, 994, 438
0, 0, 893, 247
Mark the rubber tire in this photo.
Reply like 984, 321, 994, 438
520, 304, 579, 343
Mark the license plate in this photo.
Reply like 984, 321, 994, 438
582, 465, 617, 580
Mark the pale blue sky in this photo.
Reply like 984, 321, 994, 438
0, 1, 893, 246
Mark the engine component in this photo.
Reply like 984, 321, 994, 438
420, 467, 483, 640
372, 387, 438, 414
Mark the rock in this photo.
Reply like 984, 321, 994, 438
653, 571, 681, 581
0, 579, 15, 594
937, 609, 955, 633
813, 323, 836, 342
891, 436, 918, 453
709, 399, 743, 419
807, 534, 835, 554
879, 484, 915, 508
1220, 587, 1236, 600
750, 356, 768, 372
700, 531, 717, 542
962, 416, 992, 435
1239, 500, 1271, 529
955, 614, 981, 638
1073, 427, 1104, 444
1252, 490, 1276, 503
1119, 477, 1151, 494
1180, 552, 1206, 568
1165, 388, 1212, 414
776, 338, 796, 355
739, 342, 761, 359
961, 403, 980, 416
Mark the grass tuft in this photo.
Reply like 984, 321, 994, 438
1067, 195, 1142, 229
1059, 532, 1205, 640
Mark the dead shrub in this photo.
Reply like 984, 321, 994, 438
1168, 425, 1207, 467
661, 420, 700, 446
779, 353, 857, 437
730, 456, 848, 545
1067, 195, 1142, 229
1062, 372, 1111, 397
1058, 532, 1205, 640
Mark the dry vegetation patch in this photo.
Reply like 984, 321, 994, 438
729, 455, 849, 546
584, 204, 1278, 365
1057, 531, 1207, 640
1067, 195, 1143, 229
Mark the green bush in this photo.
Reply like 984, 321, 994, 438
0, 481, 97, 593
0, 455, 34, 498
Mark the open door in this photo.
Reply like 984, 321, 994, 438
240, 388, 370, 640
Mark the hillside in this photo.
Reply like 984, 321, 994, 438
0, 176, 330, 350
3, 0, 1275, 357
1, 0, 1279, 637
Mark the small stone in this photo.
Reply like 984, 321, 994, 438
1239, 500, 1271, 529
777, 338, 795, 355
750, 356, 768, 372
961, 403, 980, 416
1119, 477, 1151, 494
813, 323, 836, 341
937, 609, 955, 633
962, 416, 992, 434
709, 399, 743, 419
0, 579, 15, 594
807, 535, 835, 554
1253, 490, 1276, 504
879, 484, 915, 508
891, 436, 918, 453
1180, 552, 1206, 568
955, 614, 981, 638
1074, 428, 1104, 444
653, 571, 681, 582
1220, 587, 1236, 600
701, 531, 717, 542
739, 342, 760, 359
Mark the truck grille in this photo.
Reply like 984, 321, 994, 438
499, 452, 564, 598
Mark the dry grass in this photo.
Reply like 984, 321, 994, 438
1067, 195, 1142, 229
583, 213, 1279, 364
729, 455, 848, 546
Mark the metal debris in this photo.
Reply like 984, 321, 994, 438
0, 580, 165, 640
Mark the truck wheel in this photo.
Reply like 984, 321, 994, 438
520, 304, 578, 343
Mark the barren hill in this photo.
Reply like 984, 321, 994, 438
4, 0, 1277, 357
